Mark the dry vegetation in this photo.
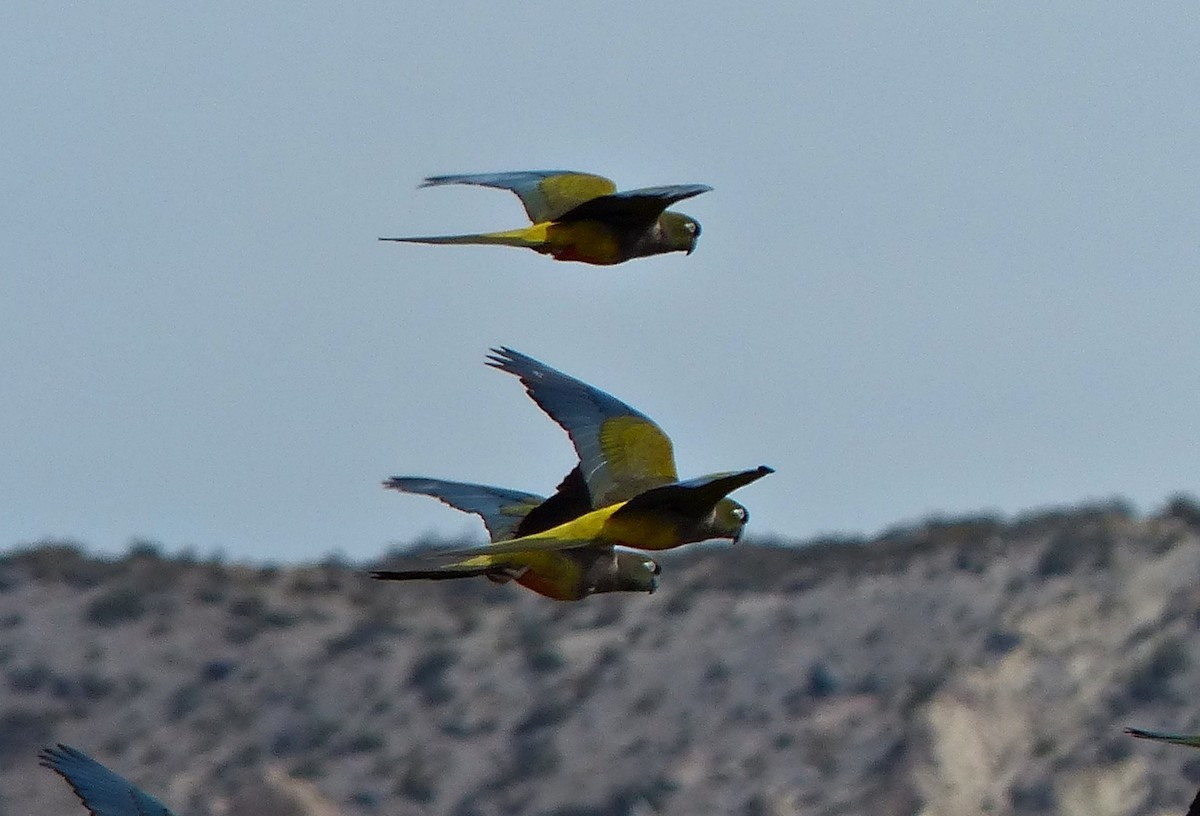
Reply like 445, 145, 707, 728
3, 497, 1200, 815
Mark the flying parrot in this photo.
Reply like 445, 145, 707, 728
372, 468, 659, 601
380, 170, 710, 265
1125, 727, 1200, 816
433, 347, 772, 560
40, 743, 174, 816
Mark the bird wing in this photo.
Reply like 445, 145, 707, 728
612, 467, 774, 520
383, 477, 544, 542
420, 171, 617, 223
513, 465, 595, 537
487, 347, 678, 507
555, 184, 712, 226
40, 744, 174, 816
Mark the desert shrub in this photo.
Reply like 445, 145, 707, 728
509, 733, 560, 777
195, 583, 227, 604
0, 567, 21, 593
515, 701, 570, 735
201, 659, 237, 682
167, 682, 205, 722
228, 596, 266, 617
396, 748, 438, 803
10, 541, 114, 588
983, 629, 1022, 656
781, 686, 806, 718
408, 648, 457, 706
85, 587, 146, 626
663, 585, 697, 615
704, 660, 731, 683
631, 687, 665, 715
516, 620, 564, 674
8, 663, 51, 693
1164, 494, 1200, 527
338, 731, 386, 755
290, 757, 325, 779
126, 539, 163, 559
352, 791, 383, 809
325, 619, 405, 657
1035, 525, 1116, 577
271, 716, 338, 757
1128, 636, 1189, 703
0, 708, 58, 768
1008, 778, 1056, 812
73, 672, 116, 702
524, 645, 565, 674
224, 596, 300, 644
807, 662, 840, 698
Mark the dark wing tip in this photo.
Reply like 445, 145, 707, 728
1124, 727, 1153, 739
485, 346, 534, 374
38, 742, 67, 769
756, 465, 775, 476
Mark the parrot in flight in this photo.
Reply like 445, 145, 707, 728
1125, 727, 1200, 816
40, 743, 174, 816
432, 347, 772, 560
380, 170, 710, 265
373, 467, 660, 601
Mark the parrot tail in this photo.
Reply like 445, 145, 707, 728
371, 566, 496, 582
379, 226, 546, 249
1125, 727, 1200, 747
370, 551, 512, 583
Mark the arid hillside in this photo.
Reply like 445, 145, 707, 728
3, 499, 1200, 816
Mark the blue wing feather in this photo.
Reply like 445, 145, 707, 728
419, 171, 613, 223
40, 744, 174, 816
384, 477, 543, 542
486, 347, 676, 505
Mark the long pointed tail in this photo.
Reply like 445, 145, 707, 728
379, 227, 544, 249
371, 567, 497, 582
1125, 727, 1200, 747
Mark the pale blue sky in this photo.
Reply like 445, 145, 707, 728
3, 4, 1198, 561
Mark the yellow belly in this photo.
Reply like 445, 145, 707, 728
544, 221, 623, 265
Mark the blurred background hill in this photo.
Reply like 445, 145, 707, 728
4, 497, 1200, 816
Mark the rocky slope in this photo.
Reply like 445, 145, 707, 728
3, 498, 1200, 816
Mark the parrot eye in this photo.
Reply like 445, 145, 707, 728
686, 221, 700, 236
732, 506, 747, 523
645, 560, 661, 575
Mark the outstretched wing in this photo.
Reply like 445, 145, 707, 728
40, 744, 174, 816
487, 347, 678, 507
514, 465, 594, 537
420, 171, 617, 223
613, 467, 773, 519
437, 468, 771, 559
384, 477, 544, 542
555, 184, 712, 226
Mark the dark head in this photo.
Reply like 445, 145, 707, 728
606, 550, 660, 594
704, 498, 750, 543
658, 211, 702, 255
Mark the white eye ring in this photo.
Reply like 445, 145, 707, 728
732, 507, 746, 522
684, 221, 697, 234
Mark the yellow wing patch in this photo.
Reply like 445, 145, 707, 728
536, 173, 617, 222
598, 415, 678, 499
